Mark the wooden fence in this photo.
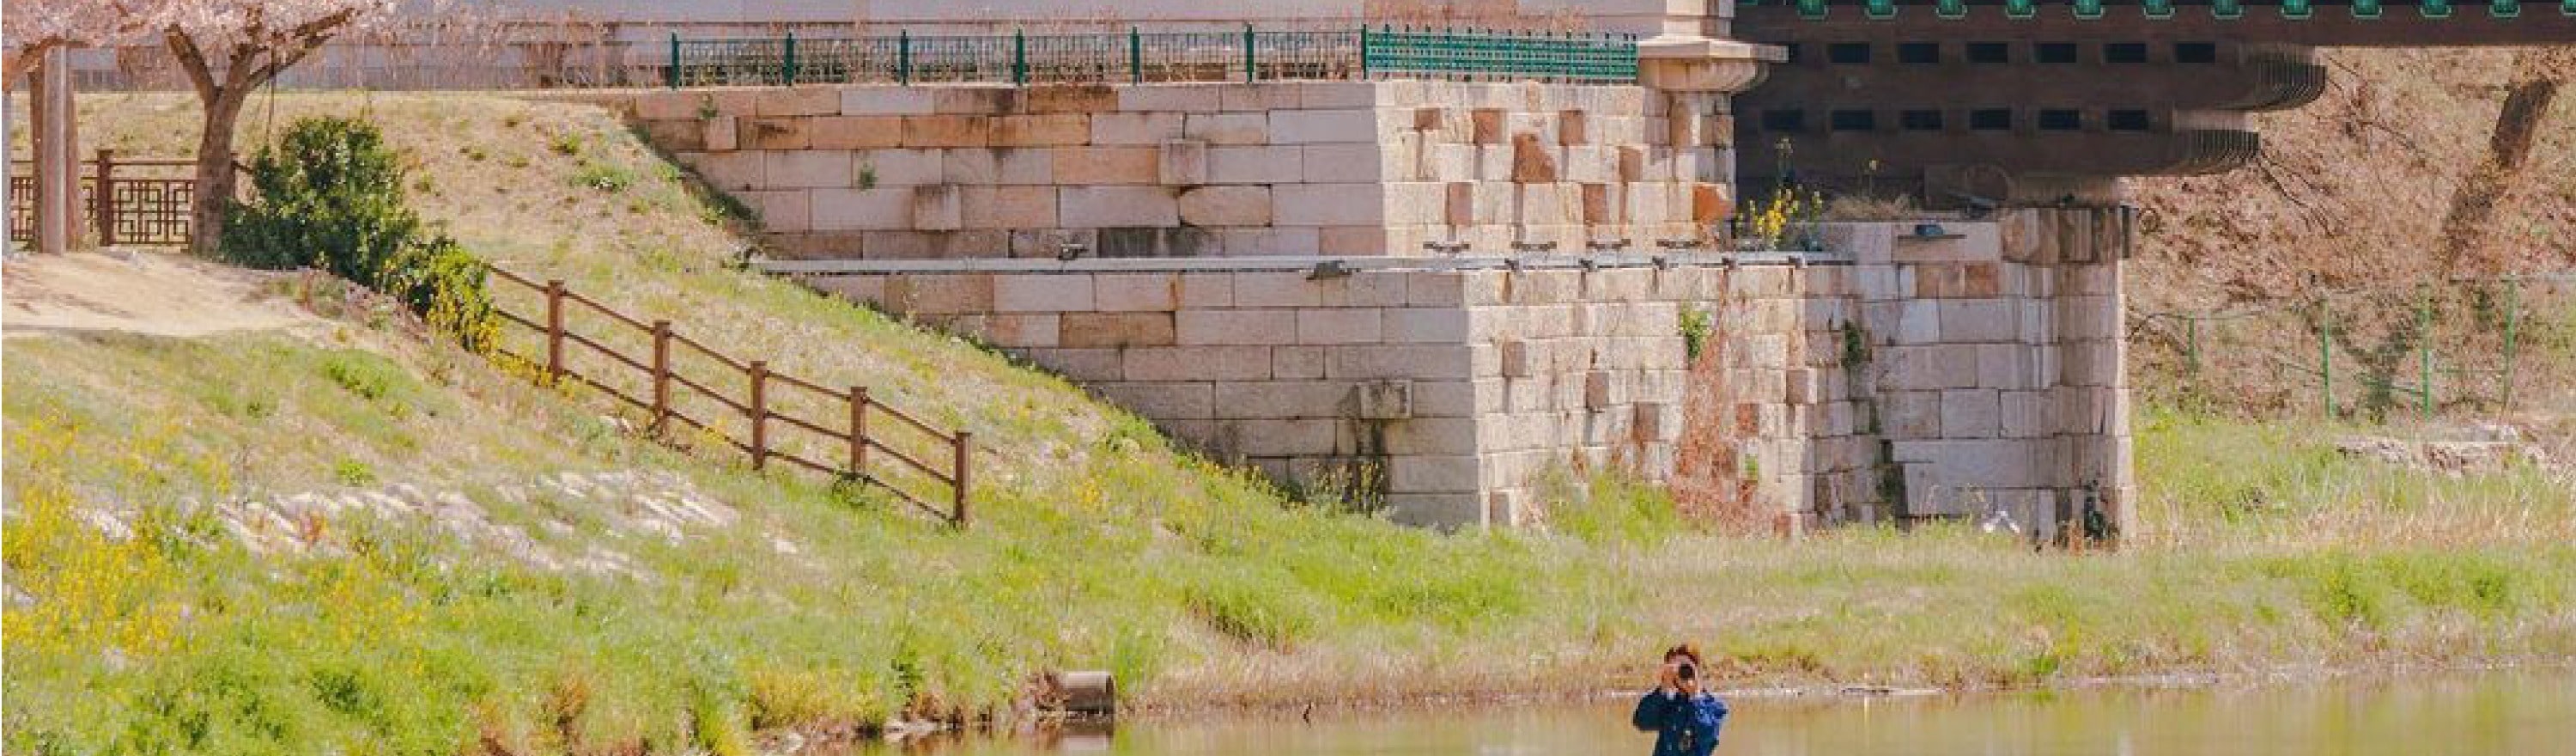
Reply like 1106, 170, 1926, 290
485, 268, 973, 526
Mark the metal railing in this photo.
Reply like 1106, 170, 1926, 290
2127, 272, 2573, 420
8, 151, 201, 247
485, 268, 975, 526
1759, 0, 2574, 20
665, 26, 1639, 88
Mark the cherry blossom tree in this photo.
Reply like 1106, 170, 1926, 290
2, 0, 170, 82
156, 0, 400, 255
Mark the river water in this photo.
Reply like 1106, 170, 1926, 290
850, 670, 2574, 755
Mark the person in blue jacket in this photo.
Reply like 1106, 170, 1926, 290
1631, 643, 1728, 756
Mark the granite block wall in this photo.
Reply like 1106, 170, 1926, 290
599, 81, 1736, 260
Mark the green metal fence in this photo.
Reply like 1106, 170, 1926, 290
665, 27, 1637, 88
2128, 273, 2574, 420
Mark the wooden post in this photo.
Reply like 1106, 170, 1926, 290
650, 320, 673, 430
748, 360, 769, 470
31, 47, 78, 255
92, 149, 115, 247
848, 386, 870, 475
951, 430, 972, 527
544, 280, 568, 381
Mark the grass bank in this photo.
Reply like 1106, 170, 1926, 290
7, 93, 2575, 755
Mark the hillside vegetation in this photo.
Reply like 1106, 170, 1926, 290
6, 90, 2573, 755
2129, 47, 2576, 424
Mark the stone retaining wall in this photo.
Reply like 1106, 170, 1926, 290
601, 81, 1734, 261
788, 210, 2131, 534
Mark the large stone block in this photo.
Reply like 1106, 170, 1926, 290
1327, 344, 1473, 380
911, 186, 963, 231
1177, 186, 1273, 227
1209, 227, 1315, 257
1027, 84, 1119, 114
859, 149, 945, 186
993, 274, 1095, 312
760, 150, 850, 189
1297, 308, 1383, 344
902, 115, 990, 148
1120, 85, 1224, 113
1093, 274, 1179, 312
841, 87, 938, 115
1090, 112, 1187, 146
1271, 108, 1385, 145
810, 186, 914, 231
1303, 143, 1390, 183
1023, 347, 1123, 381
743, 118, 810, 149
744, 190, 811, 233
1211, 381, 1351, 419
1383, 308, 1472, 344
1233, 272, 1323, 308
991, 114, 1091, 147
1125, 346, 1275, 381
1206, 145, 1304, 185
1272, 184, 1387, 226
960, 186, 1058, 229
881, 273, 994, 314
1940, 389, 2002, 438
1939, 300, 2019, 343
1160, 139, 1209, 186
1179, 273, 1233, 308
1060, 313, 1177, 348
1092, 381, 1215, 420
1392, 455, 1484, 494
691, 117, 735, 152
756, 87, 840, 117
1053, 147, 1161, 185
1059, 186, 1181, 227
1178, 308, 1297, 345
804, 116, 904, 149
1185, 112, 1269, 145
982, 314, 1061, 348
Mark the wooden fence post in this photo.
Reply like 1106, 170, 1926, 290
748, 360, 769, 469
848, 386, 870, 475
951, 430, 973, 527
650, 320, 673, 430
544, 279, 567, 381
92, 149, 116, 247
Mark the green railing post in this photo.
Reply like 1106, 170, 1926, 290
2500, 277, 2520, 410
667, 32, 681, 88
2354, 0, 2385, 18
783, 31, 799, 85
1129, 27, 1143, 84
897, 30, 912, 85
2417, 287, 2435, 418
2318, 298, 2335, 418
1243, 24, 1257, 82
2184, 316, 2201, 377
1360, 25, 1381, 78
1012, 28, 1027, 85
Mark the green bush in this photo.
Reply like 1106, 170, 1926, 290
222, 117, 496, 351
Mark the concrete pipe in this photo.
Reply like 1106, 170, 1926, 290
1052, 670, 1116, 717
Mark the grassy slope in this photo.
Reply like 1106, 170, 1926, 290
6, 92, 2574, 754
2127, 48, 2576, 422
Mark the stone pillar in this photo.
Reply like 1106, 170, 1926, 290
1634, 26, 1777, 234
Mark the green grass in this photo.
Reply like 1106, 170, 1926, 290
8, 92, 2575, 754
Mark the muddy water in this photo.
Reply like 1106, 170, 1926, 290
854, 669, 2574, 755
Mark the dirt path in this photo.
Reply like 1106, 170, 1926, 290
3, 251, 322, 339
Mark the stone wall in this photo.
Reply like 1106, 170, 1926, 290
1826, 210, 2135, 536
781, 210, 2133, 535
604, 81, 1734, 260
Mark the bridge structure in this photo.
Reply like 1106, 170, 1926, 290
1727, 0, 2576, 203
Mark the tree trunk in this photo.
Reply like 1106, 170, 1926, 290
189, 90, 249, 258
2433, 50, 2570, 276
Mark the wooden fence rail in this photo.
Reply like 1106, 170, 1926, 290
486, 267, 972, 526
